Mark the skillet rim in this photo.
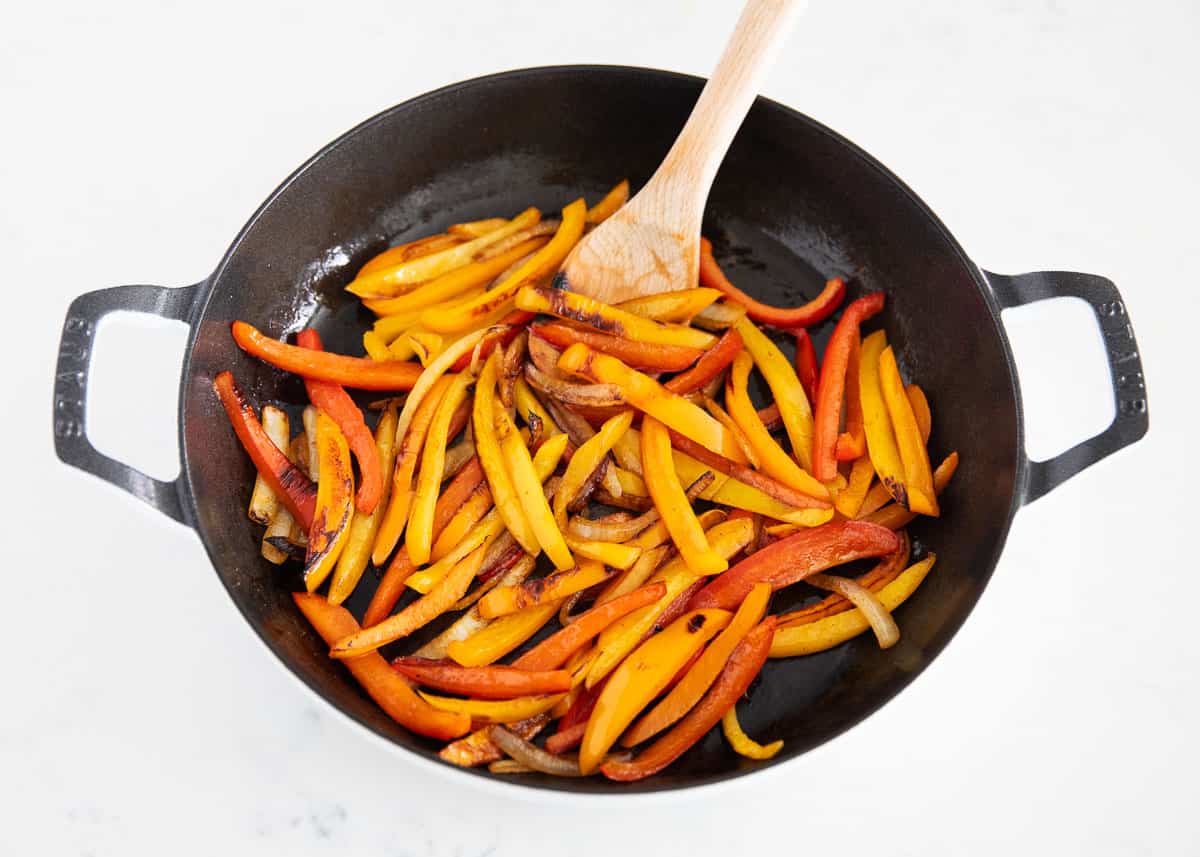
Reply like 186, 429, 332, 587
176, 64, 1027, 797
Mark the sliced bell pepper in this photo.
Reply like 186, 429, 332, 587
794, 329, 819, 403
495, 404, 573, 570
212, 371, 316, 530
641, 416, 727, 575
600, 617, 775, 781
700, 395, 760, 467
564, 538, 641, 570
516, 285, 717, 351
478, 559, 611, 619
623, 582, 771, 746
594, 545, 673, 607
834, 329, 866, 461
231, 321, 422, 391
698, 237, 845, 328
834, 454, 876, 519
292, 593, 470, 740
406, 372, 473, 566
389, 659, 571, 699
689, 520, 900, 610
512, 583, 668, 672
423, 199, 586, 333
587, 179, 629, 224
446, 601, 561, 667
579, 608, 732, 774
430, 468, 491, 561
663, 328, 744, 395
777, 531, 910, 627
361, 330, 392, 360
858, 383, 933, 517
544, 721, 588, 755
617, 288, 721, 324
553, 410, 634, 527
812, 292, 886, 482
734, 316, 817, 472
879, 346, 938, 516
863, 452, 958, 530
417, 691, 566, 724
769, 554, 937, 657
438, 714, 550, 768
358, 232, 462, 278
303, 412, 355, 593
532, 323, 702, 373
447, 309, 534, 372
295, 329, 382, 514
859, 329, 907, 506
721, 705, 783, 759
448, 217, 508, 238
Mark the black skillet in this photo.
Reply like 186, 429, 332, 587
52, 66, 1148, 794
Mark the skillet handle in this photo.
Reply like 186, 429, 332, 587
53, 283, 201, 524
984, 270, 1148, 504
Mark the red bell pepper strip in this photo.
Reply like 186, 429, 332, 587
295, 329, 382, 514
663, 328, 743, 395
757, 403, 782, 432
532, 322, 703, 373
292, 594, 471, 741
698, 238, 845, 329
667, 430, 832, 510
600, 617, 775, 780
834, 329, 866, 461
557, 676, 607, 734
689, 520, 899, 610
448, 310, 534, 372
811, 293, 886, 481
212, 371, 316, 530
231, 320, 422, 390
389, 658, 572, 699
794, 329, 819, 403
544, 721, 588, 754
653, 579, 707, 632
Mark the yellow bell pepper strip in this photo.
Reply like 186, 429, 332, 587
478, 558, 611, 619
448, 217, 509, 238
415, 553, 538, 660
389, 659, 571, 698
585, 518, 754, 689
858, 384, 933, 517
721, 705, 783, 759
403, 509, 506, 595
371, 375, 453, 566
563, 538, 642, 570
617, 288, 721, 324
553, 410, 634, 527
725, 352, 830, 500
859, 330, 908, 506
406, 371, 473, 566
514, 377, 561, 437
328, 402, 399, 605
303, 412, 355, 593
330, 542, 486, 658
431, 476, 492, 561
770, 554, 937, 657
474, 353, 540, 554
558, 344, 744, 461
495, 405, 574, 570
423, 199, 586, 333
439, 714, 551, 768
641, 416, 727, 575
447, 601, 563, 667
879, 346, 938, 516
579, 608, 733, 774
701, 395, 760, 468
370, 307, 426, 344
689, 520, 901, 611
594, 545, 672, 606
361, 237, 548, 316
623, 582, 771, 746
733, 316, 817, 473
601, 617, 776, 781
359, 233, 464, 277
362, 330, 392, 360
834, 454, 876, 519
777, 531, 910, 627
512, 583, 668, 672
231, 321, 422, 391
403, 329, 444, 366
346, 208, 540, 297
863, 453, 958, 530
586, 178, 629, 224
834, 330, 866, 461
418, 691, 566, 724
516, 285, 717, 350
291, 594, 470, 740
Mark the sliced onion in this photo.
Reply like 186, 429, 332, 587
499, 329, 529, 408
525, 364, 624, 407
807, 573, 900, 648
526, 332, 569, 380
488, 759, 536, 775
568, 508, 658, 542
490, 726, 587, 777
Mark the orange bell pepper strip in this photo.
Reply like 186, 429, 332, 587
475, 353, 540, 554
494, 405, 573, 569
303, 412, 355, 593
859, 329, 907, 506
291, 593, 470, 740
663, 328, 744, 395
812, 292, 886, 482
431, 470, 491, 561
417, 691, 566, 724
721, 705, 783, 759
439, 713, 550, 768
879, 346, 938, 516
553, 410, 634, 527
834, 454, 876, 519
689, 520, 900, 610
794, 328, 819, 403
446, 601, 562, 667
407, 371, 473, 566
587, 179, 630, 224
725, 352, 829, 501
389, 659, 571, 699
558, 344, 745, 462
698, 237, 845, 329
834, 329, 866, 461
212, 371, 315, 530
641, 417, 728, 575
863, 452, 958, 530
579, 608, 732, 774
733, 316, 817, 473
448, 217, 508, 238
478, 559, 611, 619
423, 199, 586, 333
295, 329, 382, 514
544, 721, 588, 755
623, 582, 770, 746
617, 288, 721, 324
517, 285, 717, 350
512, 583, 668, 672
358, 233, 462, 277
231, 321, 422, 390
532, 322, 702, 373
600, 617, 775, 781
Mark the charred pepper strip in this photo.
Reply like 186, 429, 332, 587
532, 322, 703, 373
389, 659, 572, 699
303, 412, 355, 593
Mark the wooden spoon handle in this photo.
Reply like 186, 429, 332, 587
655, 0, 804, 195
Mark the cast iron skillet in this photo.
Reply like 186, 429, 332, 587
53, 66, 1148, 794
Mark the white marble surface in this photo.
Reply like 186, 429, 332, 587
5, 0, 1197, 853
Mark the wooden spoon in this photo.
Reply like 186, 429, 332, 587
560, 0, 804, 304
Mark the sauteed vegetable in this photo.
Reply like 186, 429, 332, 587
215, 180, 958, 780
